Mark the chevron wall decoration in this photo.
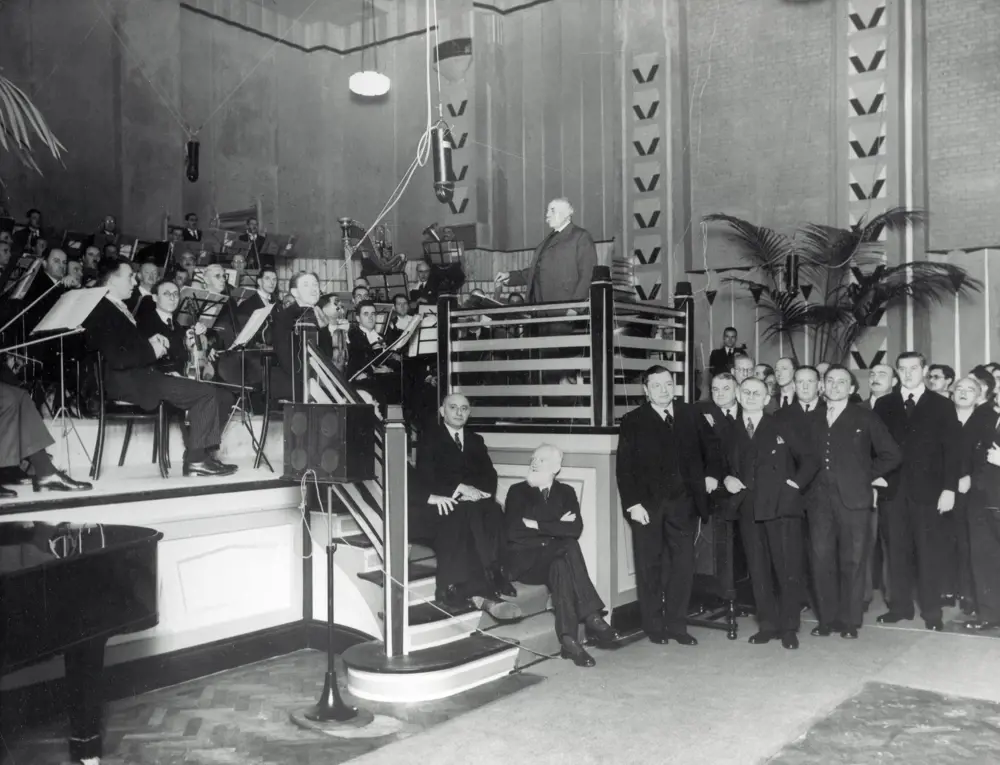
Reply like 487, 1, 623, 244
436, 33, 476, 230
626, 51, 669, 304
844, 0, 891, 372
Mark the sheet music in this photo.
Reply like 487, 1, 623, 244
32, 287, 109, 333
176, 286, 227, 329
231, 304, 275, 348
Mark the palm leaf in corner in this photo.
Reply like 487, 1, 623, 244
0, 72, 66, 176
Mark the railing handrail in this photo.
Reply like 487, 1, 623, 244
450, 299, 590, 317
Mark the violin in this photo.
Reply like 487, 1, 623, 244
184, 324, 215, 381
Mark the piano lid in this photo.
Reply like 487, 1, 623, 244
0, 522, 162, 576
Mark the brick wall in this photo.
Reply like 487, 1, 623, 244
926, 0, 1000, 251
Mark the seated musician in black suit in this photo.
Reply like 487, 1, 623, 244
136, 280, 209, 376
270, 271, 332, 402
347, 300, 399, 416
0, 381, 91, 497
11, 208, 42, 254
409, 261, 436, 308
125, 261, 160, 315
412, 393, 520, 620
236, 266, 279, 326
723, 376, 819, 649
182, 213, 203, 242
82, 258, 237, 477
504, 444, 619, 667
198, 264, 252, 386
382, 293, 416, 347
239, 216, 271, 269
91, 215, 119, 252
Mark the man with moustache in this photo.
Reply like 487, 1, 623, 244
866, 363, 897, 409
948, 376, 997, 613
723, 376, 819, 649
413, 393, 519, 620
504, 444, 619, 667
874, 352, 962, 631
807, 365, 901, 639
617, 365, 711, 646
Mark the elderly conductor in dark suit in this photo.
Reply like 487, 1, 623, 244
505, 445, 619, 668
494, 198, 598, 304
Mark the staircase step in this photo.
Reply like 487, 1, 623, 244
408, 599, 477, 625
343, 632, 517, 675
489, 610, 561, 668
357, 560, 437, 588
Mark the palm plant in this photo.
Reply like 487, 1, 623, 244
705, 208, 982, 365
0, 71, 65, 179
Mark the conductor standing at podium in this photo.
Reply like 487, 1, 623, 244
494, 198, 598, 304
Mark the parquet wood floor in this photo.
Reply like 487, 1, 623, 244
1, 650, 542, 765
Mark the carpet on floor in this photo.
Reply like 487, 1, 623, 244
768, 681, 1000, 764
1, 650, 543, 765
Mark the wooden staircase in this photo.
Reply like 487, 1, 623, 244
327, 518, 560, 703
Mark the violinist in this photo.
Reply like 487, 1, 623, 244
199, 263, 244, 385
347, 300, 399, 416
270, 271, 333, 402
136, 281, 209, 376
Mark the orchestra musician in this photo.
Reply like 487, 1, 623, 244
135, 280, 208, 376
347, 300, 398, 416
239, 216, 271, 269
82, 258, 237, 477
11, 208, 43, 254
182, 213, 203, 242
270, 271, 333, 403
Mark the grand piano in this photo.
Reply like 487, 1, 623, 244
0, 521, 162, 763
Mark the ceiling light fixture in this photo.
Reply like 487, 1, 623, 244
349, 0, 390, 97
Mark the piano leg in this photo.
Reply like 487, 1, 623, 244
65, 638, 107, 763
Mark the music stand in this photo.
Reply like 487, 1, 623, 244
407, 307, 438, 358
365, 272, 408, 303
3, 257, 41, 298
176, 287, 227, 331
219, 304, 276, 470
349, 314, 423, 383
134, 241, 171, 269
29, 288, 110, 472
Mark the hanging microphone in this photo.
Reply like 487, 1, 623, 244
186, 140, 200, 183
431, 123, 455, 204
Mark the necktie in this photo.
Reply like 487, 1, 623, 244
746, 418, 755, 438
167, 317, 174, 330
782, 396, 789, 409
905, 394, 916, 416
542, 487, 550, 501
454, 431, 462, 451
663, 410, 674, 430
726, 409, 736, 422
827, 407, 836, 426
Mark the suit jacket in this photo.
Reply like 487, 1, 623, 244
135, 304, 188, 375
22, 270, 65, 330
727, 412, 819, 521
12, 226, 42, 254
708, 347, 737, 377
82, 298, 162, 409
124, 287, 153, 316
616, 401, 711, 520
414, 422, 498, 504
504, 480, 582, 548
875, 388, 962, 501
235, 291, 275, 345
696, 401, 743, 519
409, 281, 437, 306
507, 224, 598, 304
346, 324, 387, 379
806, 402, 902, 510
775, 399, 825, 437
182, 228, 203, 242
269, 303, 332, 401
960, 404, 999, 478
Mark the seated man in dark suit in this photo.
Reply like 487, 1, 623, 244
708, 327, 741, 378
412, 393, 520, 620
806, 365, 901, 639
182, 213, 203, 242
235, 266, 279, 329
270, 272, 333, 403
90, 215, 119, 252
11, 208, 43, 254
82, 258, 237, 477
0, 381, 91, 497
723, 376, 819, 649
346, 300, 399, 415
505, 445, 619, 667
136, 280, 208, 376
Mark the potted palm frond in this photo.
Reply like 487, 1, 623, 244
0, 71, 65, 178
704, 208, 982, 366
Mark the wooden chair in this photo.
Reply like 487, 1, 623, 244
89, 354, 169, 481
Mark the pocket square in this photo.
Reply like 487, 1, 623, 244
704, 414, 715, 427
776, 435, 785, 445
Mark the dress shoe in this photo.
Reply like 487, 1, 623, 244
940, 594, 957, 608
664, 631, 698, 646
560, 637, 595, 668
32, 471, 92, 493
748, 631, 777, 645
960, 598, 977, 616
840, 628, 859, 639
583, 614, 620, 647
810, 624, 833, 637
183, 460, 236, 477
489, 566, 517, 599
473, 595, 522, 623
963, 620, 1000, 632
781, 632, 799, 650
435, 586, 475, 614
0, 485, 16, 499
876, 611, 913, 625
207, 455, 238, 472
924, 618, 944, 632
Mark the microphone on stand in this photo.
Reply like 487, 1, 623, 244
431, 123, 455, 204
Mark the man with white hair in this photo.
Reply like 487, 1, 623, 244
494, 198, 598, 304
504, 444, 620, 667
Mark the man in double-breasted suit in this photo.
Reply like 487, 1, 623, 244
806, 365, 901, 639
494, 198, 598, 305
617, 365, 713, 646
724, 376, 819, 649
413, 393, 519, 621
874, 351, 962, 631
698, 372, 742, 520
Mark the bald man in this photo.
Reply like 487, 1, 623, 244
504, 445, 619, 667
495, 198, 598, 304
413, 394, 519, 620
